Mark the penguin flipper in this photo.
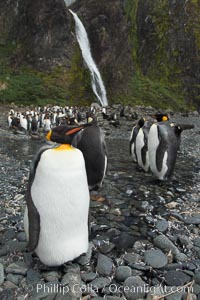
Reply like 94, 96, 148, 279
26, 145, 54, 251
26, 181, 40, 251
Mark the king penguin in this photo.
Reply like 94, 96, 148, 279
47, 120, 108, 191
148, 121, 182, 180
129, 118, 145, 163
24, 124, 90, 266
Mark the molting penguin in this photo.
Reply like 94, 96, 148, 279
24, 124, 90, 266
48, 120, 108, 191
148, 121, 182, 180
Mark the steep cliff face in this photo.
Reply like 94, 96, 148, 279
0, 0, 199, 109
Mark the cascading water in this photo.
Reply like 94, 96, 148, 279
64, 0, 77, 6
68, 9, 108, 107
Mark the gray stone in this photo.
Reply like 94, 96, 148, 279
155, 220, 168, 232
6, 240, 27, 253
96, 254, 113, 276
164, 270, 191, 286
115, 266, 132, 282
76, 242, 94, 265
4, 281, 18, 289
194, 271, 200, 284
91, 277, 110, 290
61, 271, 82, 299
63, 263, 80, 274
153, 235, 179, 255
0, 289, 15, 300
6, 274, 23, 285
174, 252, 188, 262
26, 269, 42, 285
81, 272, 97, 282
144, 249, 168, 269
194, 238, 200, 248
124, 253, 141, 265
5, 262, 28, 275
42, 271, 59, 282
2, 229, 16, 241
0, 263, 4, 285
123, 276, 146, 300
0, 246, 9, 257
16, 232, 27, 242
184, 217, 200, 225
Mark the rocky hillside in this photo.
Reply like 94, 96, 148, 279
0, 0, 199, 109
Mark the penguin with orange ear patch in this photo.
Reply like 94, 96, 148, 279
24, 124, 90, 266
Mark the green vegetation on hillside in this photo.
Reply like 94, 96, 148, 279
0, 44, 93, 106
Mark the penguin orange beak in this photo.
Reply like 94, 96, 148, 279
46, 130, 52, 141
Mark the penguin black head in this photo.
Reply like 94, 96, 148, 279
138, 117, 145, 127
152, 113, 169, 122
46, 124, 91, 144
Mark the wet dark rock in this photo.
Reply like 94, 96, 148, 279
163, 263, 180, 272
98, 242, 116, 254
81, 272, 97, 282
42, 271, 59, 282
6, 274, 23, 285
194, 271, 200, 284
5, 262, 28, 275
16, 232, 27, 242
194, 238, 200, 248
2, 229, 16, 241
164, 270, 191, 286
26, 269, 42, 285
184, 217, 200, 225
0, 263, 4, 285
155, 220, 169, 233
6, 240, 27, 253
90, 277, 111, 289
115, 266, 132, 282
111, 232, 140, 250
0, 289, 15, 300
96, 254, 113, 276
75, 242, 94, 266
144, 216, 155, 225
123, 276, 146, 300
168, 212, 184, 222
123, 253, 141, 265
61, 271, 82, 299
129, 264, 151, 271
144, 249, 168, 269
153, 235, 187, 262
1, 242, 13, 254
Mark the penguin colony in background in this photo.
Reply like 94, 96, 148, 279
23, 106, 194, 266
130, 113, 194, 180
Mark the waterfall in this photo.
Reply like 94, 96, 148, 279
68, 9, 108, 107
64, 0, 77, 7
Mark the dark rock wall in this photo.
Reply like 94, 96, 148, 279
0, 0, 199, 107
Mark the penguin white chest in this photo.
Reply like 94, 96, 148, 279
29, 146, 90, 266
148, 124, 168, 180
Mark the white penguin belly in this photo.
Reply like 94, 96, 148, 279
29, 147, 90, 266
148, 124, 168, 180
135, 128, 149, 172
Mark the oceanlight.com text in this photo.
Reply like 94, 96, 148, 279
36, 283, 193, 295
